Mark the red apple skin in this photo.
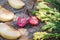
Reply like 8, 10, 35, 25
28, 16, 39, 26
17, 17, 28, 27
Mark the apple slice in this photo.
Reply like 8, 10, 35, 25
8, 0, 25, 9
0, 6, 14, 22
0, 23, 21, 39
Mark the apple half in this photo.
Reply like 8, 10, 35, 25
0, 23, 21, 39
8, 0, 25, 9
0, 6, 14, 22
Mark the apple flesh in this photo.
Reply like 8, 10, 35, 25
0, 23, 21, 39
8, 0, 25, 9
0, 6, 14, 22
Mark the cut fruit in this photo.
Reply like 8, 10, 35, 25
0, 23, 21, 39
8, 0, 25, 9
0, 6, 14, 22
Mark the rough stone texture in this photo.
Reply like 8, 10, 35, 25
0, 0, 45, 40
